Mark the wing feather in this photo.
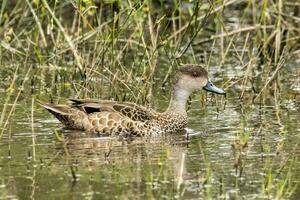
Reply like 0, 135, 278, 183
69, 99, 157, 121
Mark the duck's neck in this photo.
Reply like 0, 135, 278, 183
166, 86, 191, 114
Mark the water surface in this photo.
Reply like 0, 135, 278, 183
0, 78, 299, 199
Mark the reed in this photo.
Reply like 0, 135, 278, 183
0, 1, 297, 100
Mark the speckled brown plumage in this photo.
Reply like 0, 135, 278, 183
39, 64, 225, 136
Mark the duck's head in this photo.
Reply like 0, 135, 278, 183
174, 64, 225, 95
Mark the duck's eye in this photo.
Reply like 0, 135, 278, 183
192, 72, 199, 77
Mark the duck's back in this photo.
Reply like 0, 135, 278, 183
39, 99, 189, 136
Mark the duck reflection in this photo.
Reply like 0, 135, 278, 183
54, 129, 189, 166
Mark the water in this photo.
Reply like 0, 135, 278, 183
0, 84, 299, 199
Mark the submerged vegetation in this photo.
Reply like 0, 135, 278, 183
0, 0, 299, 199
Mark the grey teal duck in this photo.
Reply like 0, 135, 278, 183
39, 64, 225, 136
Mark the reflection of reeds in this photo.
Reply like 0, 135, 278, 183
31, 97, 36, 162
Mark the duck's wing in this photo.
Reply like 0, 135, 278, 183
37, 101, 91, 130
69, 98, 157, 122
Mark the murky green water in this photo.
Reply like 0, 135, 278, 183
0, 65, 299, 199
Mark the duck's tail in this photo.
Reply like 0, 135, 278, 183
37, 100, 90, 130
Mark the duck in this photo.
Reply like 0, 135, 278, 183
39, 64, 225, 136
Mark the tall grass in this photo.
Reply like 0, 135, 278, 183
0, 1, 298, 104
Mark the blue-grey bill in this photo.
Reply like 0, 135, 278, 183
203, 81, 225, 95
